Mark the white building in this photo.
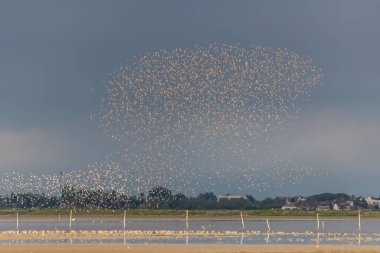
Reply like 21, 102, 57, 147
316, 205, 330, 211
217, 195, 248, 203
365, 197, 380, 207
281, 197, 301, 210
281, 203, 298, 210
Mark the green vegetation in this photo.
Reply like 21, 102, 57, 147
1, 187, 377, 213
309, 193, 350, 202
1, 209, 380, 217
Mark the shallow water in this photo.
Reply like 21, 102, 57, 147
0, 220, 378, 233
0, 234, 379, 246
1, 219, 380, 245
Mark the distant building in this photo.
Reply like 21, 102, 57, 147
281, 197, 301, 210
365, 197, 380, 208
287, 196, 306, 203
316, 205, 330, 211
340, 201, 355, 210
333, 203, 339, 211
217, 195, 248, 203
281, 203, 298, 210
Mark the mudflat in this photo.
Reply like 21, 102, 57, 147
0, 244, 380, 253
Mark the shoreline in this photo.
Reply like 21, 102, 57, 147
0, 214, 377, 222
1, 244, 380, 253
0, 229, 370, 241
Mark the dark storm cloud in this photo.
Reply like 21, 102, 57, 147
0, 0, 379, 197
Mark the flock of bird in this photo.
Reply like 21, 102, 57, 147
0, 44, 325, 196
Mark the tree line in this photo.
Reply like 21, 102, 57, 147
0, 185, 369, 210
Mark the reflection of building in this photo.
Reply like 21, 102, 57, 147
365, 197, 380, 207
217, 195, 248, 203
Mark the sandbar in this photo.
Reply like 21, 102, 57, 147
1, 244, 380, 253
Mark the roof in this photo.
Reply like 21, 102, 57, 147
217, 195, 248, 201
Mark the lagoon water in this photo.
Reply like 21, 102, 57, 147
0, 219, 377, 233
1, 219, 380, 245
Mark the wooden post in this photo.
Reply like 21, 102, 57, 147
240, 211, 245, 229
266, 219, 271, 232
358, 208, 361, 231
186, 210, 189, 231
317, 213, 320, 230
123, 210, 126, 231
317, 232, 320, 247
123, 210, 126, 244
69, 210, 73, 230
16, 212, 19, 232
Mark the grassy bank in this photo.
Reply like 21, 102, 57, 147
0, 209, 379, 217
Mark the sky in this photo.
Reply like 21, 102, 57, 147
0, 0, 379, 198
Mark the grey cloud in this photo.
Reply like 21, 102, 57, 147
277, 107, 380, 171
0, 0, 379, 196
0, 123, 115, 172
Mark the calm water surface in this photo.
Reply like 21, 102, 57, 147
1, 219, 380, 245
0, 219, 377, 233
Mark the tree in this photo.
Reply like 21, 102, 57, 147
198, 192, 217, 201
126, 194, 144, 208
75, 188, 90, 209
354, 197, 368, 209
147, 186, 172, 209
246, 195, 255, 204
169, 193, 188, 209
107, 190, 119, 209
61, 185, 76, 208
310, 193, 350, 203
259, 197, 285, 210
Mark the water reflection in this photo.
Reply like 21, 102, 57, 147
1, 219, 379, 245
1, 233, 380, 245
2, 219, 378, 233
